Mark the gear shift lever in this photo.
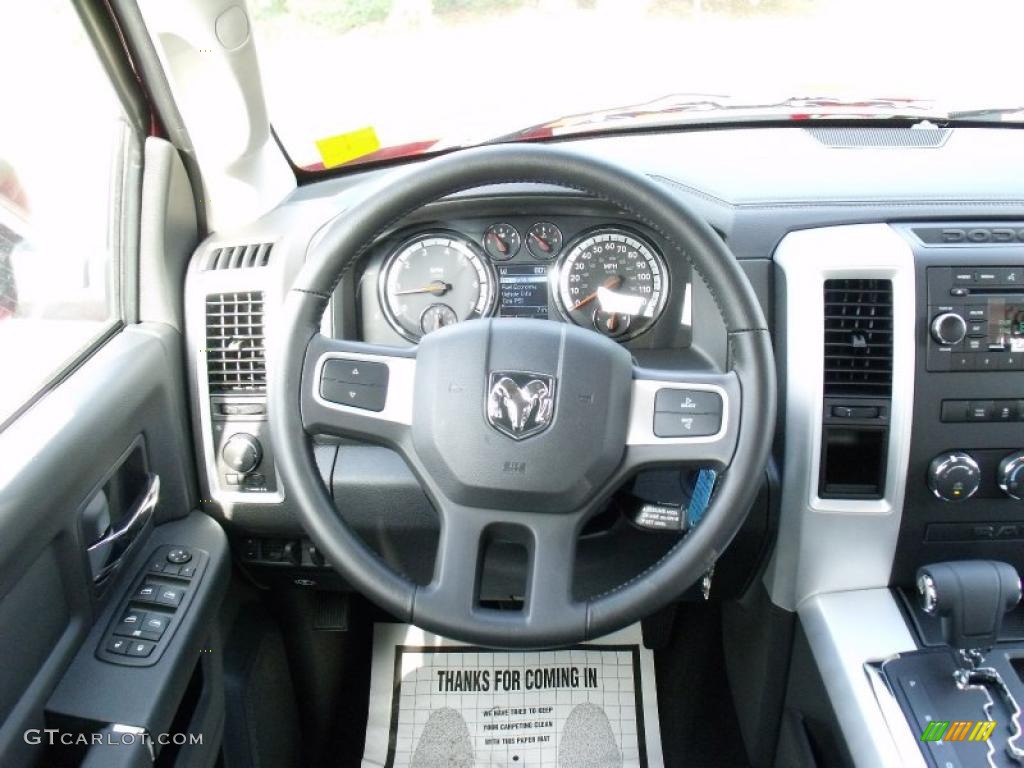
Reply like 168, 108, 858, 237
917, 561, 1024, 763
916, 560, 1021, 651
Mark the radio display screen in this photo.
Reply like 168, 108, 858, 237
988, 298, 1024, 351
497, 264, 550, 319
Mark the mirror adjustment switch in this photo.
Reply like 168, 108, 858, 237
126, 640, 156, 658
178, 565, 196, 579
166, 547, 192, 564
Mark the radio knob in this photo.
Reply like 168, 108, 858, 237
222, 433, 262, 473
928, 451, 981, 502
998, 452, 1024, 501
931, 312, 967, 346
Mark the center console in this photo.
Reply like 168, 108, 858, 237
894, 225, 1024, 588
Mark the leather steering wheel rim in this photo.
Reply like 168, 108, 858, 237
269, 143, 776, 648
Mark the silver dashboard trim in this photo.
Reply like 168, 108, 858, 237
766, 223, 916, 610
312, 351, 416, 426
625, 379, 729, 446
800, 590, 924, 768
187, 264, 285, 505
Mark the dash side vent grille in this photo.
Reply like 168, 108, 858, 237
202, 242, 273, 270
823, 278, 893, 398
205, 292, 266, 393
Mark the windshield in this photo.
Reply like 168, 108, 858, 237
253, 0, 1024, 170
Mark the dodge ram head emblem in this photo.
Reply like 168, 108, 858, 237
486, 372, 556, 440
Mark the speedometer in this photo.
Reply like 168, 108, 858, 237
380, 232, 497, 341
556, 229, 668, 339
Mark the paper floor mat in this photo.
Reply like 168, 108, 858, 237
361, 623, 664, 768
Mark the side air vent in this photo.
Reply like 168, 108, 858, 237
823, 279, 893, 397
205, 292, 266, 392
202, 242, 273, 270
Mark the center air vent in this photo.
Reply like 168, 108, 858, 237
205, 292, 266, 393
202, 242, 273, 270
823, 278, 893, 397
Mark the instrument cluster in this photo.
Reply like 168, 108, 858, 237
376, 218, 672, 343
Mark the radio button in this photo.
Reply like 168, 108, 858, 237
975, 269, 1000, 285
996, 267, 1022, 286
953, 270, 976, 284
967, 321, 987, 337
950, 353, 975, 371
966, 306, 988, 322
965, 337, 985, 352
977, 354, 999, 370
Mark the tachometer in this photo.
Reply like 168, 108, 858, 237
380, 233, 497, 341
556, 229, 668, 339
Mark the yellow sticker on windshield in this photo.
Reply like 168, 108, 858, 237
315, 127, 381, 168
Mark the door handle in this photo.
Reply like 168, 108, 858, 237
87, 473, 159, 583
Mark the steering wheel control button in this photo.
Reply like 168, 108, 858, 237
654, 389, 722, 415
166, 547, 192, 565
320, 359, 389, 411
323, 358, 389, 387
221, 433, 262, 473
652, 388, 723, 437
653, 412, 722, 438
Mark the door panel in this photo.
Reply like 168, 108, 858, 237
0, 323, 197, 765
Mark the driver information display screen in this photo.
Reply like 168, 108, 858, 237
498, 264, 549, 319
988, 298, 1024, 351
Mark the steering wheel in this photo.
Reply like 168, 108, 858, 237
269, 144, 775, 648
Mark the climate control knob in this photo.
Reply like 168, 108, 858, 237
998, 452, 1024, 501
931, 312, 967, 346
222, 433, 262, 473
928, 451, 981, 502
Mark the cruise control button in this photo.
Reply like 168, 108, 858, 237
322, 358, 389, 388
320, 379, 387, 412
654, 389, 722, 415
126, 640, 156, 658
653, 412, 721, 438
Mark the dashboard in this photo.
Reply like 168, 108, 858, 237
182, 124, 1024, 611
354, 210, 692, 349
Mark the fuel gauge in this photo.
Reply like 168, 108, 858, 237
483, 223, 521, 261
420, 303, 458, 335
